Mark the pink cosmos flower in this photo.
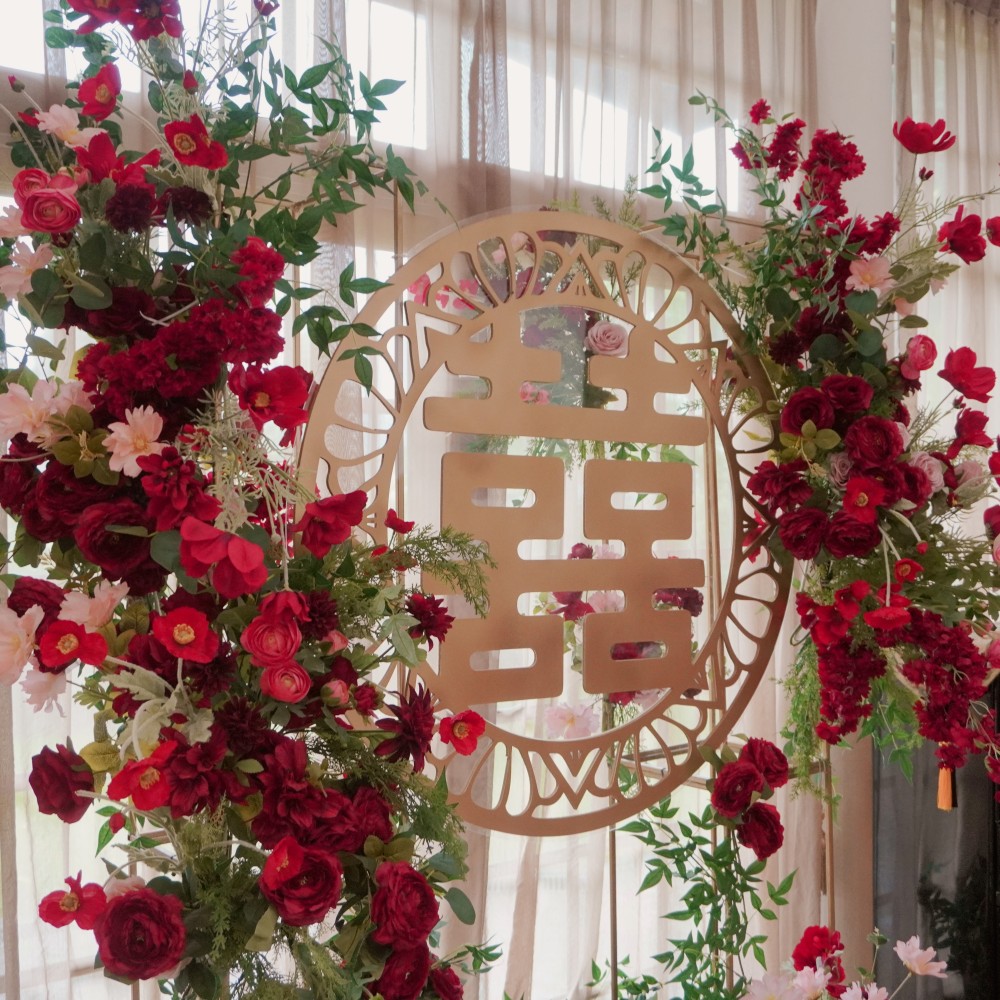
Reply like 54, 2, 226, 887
845, 256, 894, 293
744, 971, 807, 1000
35, 105, 103, 148
791, 963, 831, 1000
20, 665, 67, 715
0, 205, 27, 239
843, 985, 889, 1000
60, 581, 129, 629
893, 936, 947, 978
544, 702, 599, 739
0, 380, 61, 448
0, 604, 44, 685
104, 406, 166, 476
0, 242, 54, 299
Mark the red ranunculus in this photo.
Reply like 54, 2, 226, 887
737, 738, 789, 789
151, 607, 219, 663
370, 861, 440, 949
900, 333, 937, 380
241, 613, 302, 667
294, 490, 367, 558
37, 620, 108, 671
93, 887, 187, 980
38, 873, 106, 929
779, 386, 835, 435
893, 118, 956, 154
28, 744, 94, 823
439, 710, 486, 755
178, 517, 268, 599
259, 661, 312, 703
78, 63, 121, 120
938, 205, 986, 264
736, 801, 784, 861
710, 760, 764, 818
939, 346, 995, 403
374, 944, 432, 1000
164, 114, 227, 169
259, 836, 343, 926
777, 507, 828, 560
21, 186, 81, 234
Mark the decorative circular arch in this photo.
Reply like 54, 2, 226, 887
300, 211, 789, 835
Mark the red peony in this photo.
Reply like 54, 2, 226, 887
73, 499, 156, 584
777, 507, 828, 560
93, 887, 187, 980
792, 924, 846, 993
78, 63, 121, 120
737, 738, 789, 789
164, 114, 227, 169
38, 873, 106, 929
736, 801, 784, 861
843, 415, 904, 469
179, 517, 268, 599
939, 346, 995, 403
295, 490, 367, 558
7, 576, 65, 632
370, 860, 440, 948
151, 607, 220, 663
824, 511, 881, 559
374, 944, 432, 1000
819, 374, 873, 412
938, 205, 986, 264
893, 117, 956, 154
779, 386, 835, 435
259, 836, 343, 926
351, 785, 394, 846
28, 744, 94, 823
710, 760, 764, 818
439, 710, 486, 755
67, 0, 125, 32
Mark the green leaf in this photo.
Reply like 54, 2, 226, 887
808, 333, 844, 362
445, 886, 476, 925
765, 287, 796, 322
899, 314, 928, 328
368, 78, 405, 98
69, 274, 112, 311
150, 530, 181, 572
855, 328, 884, 357
186, 961, 220, 999
844, 289, 878, 315
25, 334, 65, 362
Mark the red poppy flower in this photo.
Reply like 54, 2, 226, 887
439, 710, 486, 755
939, 346, 995, 403
228, 364, 312, 444
385, 508, 415, 533
78, 64, 121, 121
67, 0, 125, 33
178, 517, 269, 599
842, 476, 889, 525
122, 0, 183, 40
37, 620, 108, 671
107, 740, 177, 810
164, 114, 227, 169
151, 607, 219, 663
254, 0, 279, 14
894, 559, 923, 583
294, 491, 367, 559
38, 873, 106, 929
938, 206, 986, 264
892, 118, 956, 154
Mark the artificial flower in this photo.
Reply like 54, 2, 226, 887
439, 710, 486, 755
893, 117, 957, 153
103, 406, 166, 476
38, 874, 106, 929
164, 113, 227, 168
78, 63, 121, 120
893, 936, 948, 978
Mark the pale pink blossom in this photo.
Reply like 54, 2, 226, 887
791, 964, 831, 1000
0, 604, 44, 685
20, 665, 66, 715
585, 320, 629, 356
910, 451, 946, 493
0, 380, 61, 447
743, 971, 806, 1000
0, 206, 27, 239
633, 689, 664, 712
519, 381, 551, 404
0, 241, 54, 299
35, 104, 104, 148
104, 875, 146, 899
544, 702, 599, 739
895, 422, 912, 450
893, 936, 948, 978
103, 406, 166, 476
846, 256, 894, 294
893, 297, 917, 317
930, 277, 948, 295
589, 590, 625, 613
955, 459, 988, 491
843, 984, 888, 1000
592, 544, 623, 560
61, 580, 129, 628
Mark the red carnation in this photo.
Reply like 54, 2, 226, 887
938, 205, 986, 264
939, 346, 995, 403
138, 448, 222, 531
792, 925, 846, 994
294, 490, 367, 558
93, 887, 187, 980
164, 114, 227, 169
78, 63, 121, 120
38, 874, 106, 929
232, 236, 285, 307
893, 117, 956, 154
151, 607, 219, 663
749, 99, 771, 125
439, 710, 486, 755
178, 517, 269, 599
37, 620, 108, 671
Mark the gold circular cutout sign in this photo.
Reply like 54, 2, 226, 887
300, 211, 789, 835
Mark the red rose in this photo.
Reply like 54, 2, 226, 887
93, 887, 187, 980
164, 114, 227, 169
351, 785, 393, 846
370, 861, 440, 948
428, 963, 465, 1000
737, 738, 789, 789
824, 511, 880, 559
710, 760, 764, 818
74, 499, 156, 582
939, 346, 995, 403
259, 661, 311, 703
892, 118, 956, 154
843, 415, 904, 469
12, 168, 51, 207
294, 490, 367, 558
819, 374, 873, 412
28, 744, 94, 823
439, 710, 486, 755
736, 801, 784, 860
151, 607, 220, 663
259, 836, 343, 927
374, 944, 432, 1000
21, 186, 81, 234
7, 576, 65, 632
178, 517, 268, 599
779, 386, 835, 435
938, 205, 986, 264
241, 613, 302, 666
78, 63, 121, 120
777, 507, 828, 560
38, 873, 106, 929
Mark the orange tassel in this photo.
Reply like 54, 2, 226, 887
937, 766, 956, 811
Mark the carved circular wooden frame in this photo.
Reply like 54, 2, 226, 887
300, 211, 789, 835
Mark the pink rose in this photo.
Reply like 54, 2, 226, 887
259, 661, 311, 703
12, 168, 51, 207
21, 187, 81, 234
900, 334, 937, 380
585, 320, 629, 356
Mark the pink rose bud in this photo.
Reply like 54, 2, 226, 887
585, 320, 629, 357
323, 678, 351, 708
324, 629, 349, 651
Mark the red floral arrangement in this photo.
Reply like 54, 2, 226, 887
0, 3, 494, 997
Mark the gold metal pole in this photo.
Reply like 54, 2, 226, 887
823, 743, 836, 929
609, 823, 620, 1000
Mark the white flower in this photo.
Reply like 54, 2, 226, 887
743, 970, 806, 1000
544, 701, 599, 739
893, 936, 947, 978
104, 406, 166, 476
0, 605, 44, 685
20, 665, 66, 715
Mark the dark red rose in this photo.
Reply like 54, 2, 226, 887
374, 944, 432, 1000
737, 738, 789, 789
8, 576, 65, 632
843, 415, 904, 469
73, 499, 155, 581
259, 836, 343, 927
428, 963, 465, 1000
820, 374, 874, 413
777, 507, 828, 560
736, 801, 784, 860
351, 785, 393, 846
792, 924, 846, 993
824, 511, 880, 559
370, 861, 440, 949
710, 760, 764, 818
28, 744, 94, 823
35, 461, 118, 526
779, 386, 835, 435
93, 887, 186, 980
